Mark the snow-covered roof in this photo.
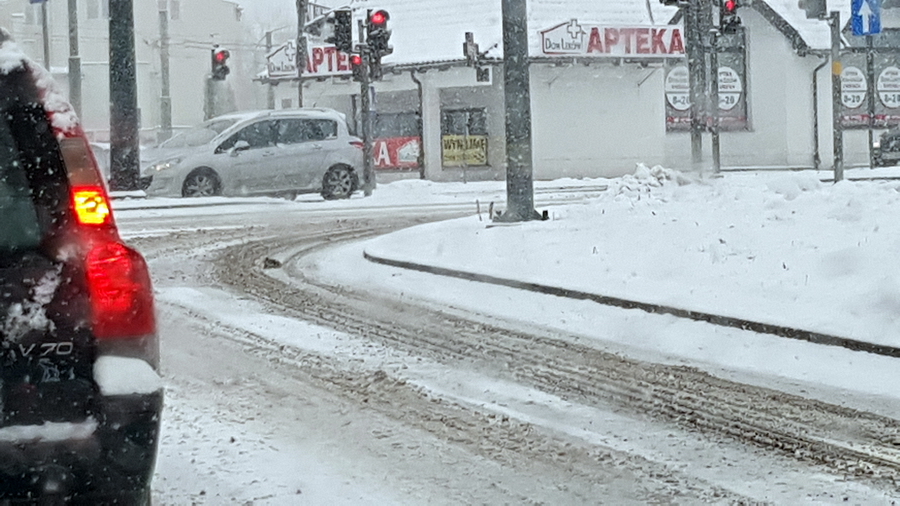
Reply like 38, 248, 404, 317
762, 0, 851, 51
303, 0, 845, 68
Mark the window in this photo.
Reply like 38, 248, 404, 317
161, 119, 236, 149
87, 0, 109, 20
24, 4, 40, 25
441, 109, 487, 136
276, 119, 338, 145
217, 121, 276, 152
375, 112, 420, 138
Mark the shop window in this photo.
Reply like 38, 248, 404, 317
441, 108, 488, 167
441, 109, 487, 136
375, 112, 420, 139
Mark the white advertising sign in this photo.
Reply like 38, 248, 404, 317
718, 66, 742, 111
541, 19, 685, 58
841, 66, 867, 109
266, 39, 352, 81
878, 66, 900, 109
665, 66, 691, 111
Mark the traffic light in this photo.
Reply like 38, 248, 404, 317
366, 10, 392, 58
798, 0, 826, 19
350, 53, 365, 82
211, 48, 230, 80
326, 9, 353, 53
720, 0, 741, 34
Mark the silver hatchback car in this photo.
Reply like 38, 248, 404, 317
142, 108, 364, 199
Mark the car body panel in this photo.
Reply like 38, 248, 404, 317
143, 108, 364, 198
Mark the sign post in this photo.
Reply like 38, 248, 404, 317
851, 0, 881, 169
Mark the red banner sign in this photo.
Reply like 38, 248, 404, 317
373, 137, 421, 170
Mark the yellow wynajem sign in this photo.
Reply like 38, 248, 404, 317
442, 135, 488, 166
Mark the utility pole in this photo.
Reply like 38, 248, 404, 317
295, 0, 308, 107
497, 0, 540, 222
41, 1, 50, 70
266, 31, 275, 109
831, 11, 844, 182
158, 0, 173, 143
109, 0, 141, 191
67, 0, 82, 118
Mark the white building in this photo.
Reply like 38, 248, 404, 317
1, 0, 261, 142
262, 0, 885, 181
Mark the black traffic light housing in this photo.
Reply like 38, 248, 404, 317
720, 0, 741, 34
211, 48, 230, 80
326, 9, 353, 53
366, 10, 392, 57
350, 53, 365, 82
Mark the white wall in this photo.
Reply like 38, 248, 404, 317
530, 63, 667, 179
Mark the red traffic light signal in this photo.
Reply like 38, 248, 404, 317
719, 0, 741, 33
370, 10, 388, 26
723, 0, 736, 12
211, 48, 230, 80
350, 53, 365, 82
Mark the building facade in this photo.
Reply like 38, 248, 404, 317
262, 0, 879, 181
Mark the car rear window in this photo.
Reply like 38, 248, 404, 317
0, 108, 41, 254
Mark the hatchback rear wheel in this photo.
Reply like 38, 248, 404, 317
321, 166, 356, 200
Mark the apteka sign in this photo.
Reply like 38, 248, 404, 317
267, 39, 352, 80
541, 19, 685, 58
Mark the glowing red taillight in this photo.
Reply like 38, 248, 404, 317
86, 242, 156, 339
350, 140, 364, 150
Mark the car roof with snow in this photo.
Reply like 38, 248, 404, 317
210, 108, 347, 125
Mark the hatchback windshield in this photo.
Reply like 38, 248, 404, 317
159, 118, 238, 148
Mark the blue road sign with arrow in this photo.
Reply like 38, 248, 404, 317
852, 0, 882, 36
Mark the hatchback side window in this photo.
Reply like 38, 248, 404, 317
216, 120, 276, 152
276, 119, 338, 145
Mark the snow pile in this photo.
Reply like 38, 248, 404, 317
0, 419, 97, 443
608, 164, 698, 199
1, 269, 60, 343
0, 29, 79, 135
94, 356, 163, 396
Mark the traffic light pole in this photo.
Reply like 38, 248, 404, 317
360, 44, 374, 196
866, 34, 876, 169
685, 0, 706, 169
158, 0, 173, 143
709, 28, 721, 173
831, 11, 844, 182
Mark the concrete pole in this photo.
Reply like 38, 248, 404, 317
296, 0, 307, 107
67, 0, 82, 118
497, 0, 540, 222
158, 0, 173, 143
109, 0, 141, 191
266, 31, 275, 109
41, 2, 50, 70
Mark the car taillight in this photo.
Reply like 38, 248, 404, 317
350, 140, 364, 150
72, 186, 112, 226
86, 242, 156, 339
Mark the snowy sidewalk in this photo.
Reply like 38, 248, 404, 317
361, 166, 900, 355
